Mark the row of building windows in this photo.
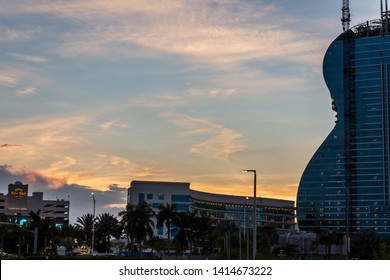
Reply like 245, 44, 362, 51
138, 193, 189, 204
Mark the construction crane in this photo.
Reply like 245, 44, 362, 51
341, 0, 351, 32
381, 0, 389, 35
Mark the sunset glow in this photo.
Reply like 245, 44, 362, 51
0, 0, 379, 222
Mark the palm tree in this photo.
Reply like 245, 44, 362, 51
28, 209, 42, 254
95, 213, 120, 253
215, 220, 237, 259
75, 213, 94, 246
196, 212, 216, 255
373, 242, 390, 260
119, 202, 155, 253
0, 223, 8, 253
119, 204, 137, 251
172, 211, 198, 253
12, 223, 31, 256
157, 203, 177, 252
315, 228, 344, 258
134, 202, 155, 244
40, 219, 57, 254
257, 223, 279, 258
58, 224, 81, 253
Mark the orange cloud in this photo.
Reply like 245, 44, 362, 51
1, 144, 21, 148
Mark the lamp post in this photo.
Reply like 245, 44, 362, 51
91, 192, 95, 254
244, 196, 249, 260
241, 169, 257, 260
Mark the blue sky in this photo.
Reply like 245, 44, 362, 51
0, 0, 380, 223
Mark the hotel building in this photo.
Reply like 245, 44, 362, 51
0, 181, 70, 226
297, 2, 390, 237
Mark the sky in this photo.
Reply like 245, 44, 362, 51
0, 0, 381, 223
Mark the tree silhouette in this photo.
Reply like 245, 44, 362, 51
196, 212, 216, 255
351, 228, 380, 259
257, 223, 279, 258
119, 202, 155, 253
172, 211, 198, 253
95, 213, 120, 253
75, 213, 94, 246
157, 203, 178, 252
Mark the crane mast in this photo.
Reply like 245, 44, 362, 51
381, 0, 390, 35
341, 0, 351, 32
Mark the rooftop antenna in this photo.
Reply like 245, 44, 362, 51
381, 0, 389, 35
341, 0, 351, 32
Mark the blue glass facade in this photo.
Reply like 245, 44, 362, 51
297, 22, 390, 237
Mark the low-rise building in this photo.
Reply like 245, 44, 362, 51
127, 180, 295, 238
0, 181, 69, 226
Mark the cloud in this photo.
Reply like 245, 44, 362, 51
0, 164, 67, 189
159, 111, 247, 159
0, 26, 43, 41
0, 75, 18, 87
17, 87, 37, 96
186, 88, 238, 98
9, 53, 48, 63
131, 93, 183, 109
0, 116, 90, 181
1, 1, 327, 67
99, 120, 128, 130
1, 144, 21, 148
0, 165, 129, 223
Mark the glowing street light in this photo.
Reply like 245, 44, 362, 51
241, 169, 257, 260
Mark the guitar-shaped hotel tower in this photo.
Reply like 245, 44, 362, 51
297, 0, 390, 237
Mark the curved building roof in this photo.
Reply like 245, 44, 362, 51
190, 190, 294, 208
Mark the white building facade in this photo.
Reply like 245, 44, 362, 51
127, 180, 295, 239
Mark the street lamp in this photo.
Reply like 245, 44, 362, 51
91, 192, 96, 254
241, 169, 257, 260
244, 196, 249, 260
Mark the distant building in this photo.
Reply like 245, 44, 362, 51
127, 180, 295, 239
0, 181, 70, 226
191, 190, 295, 232
127, 180, 192, 237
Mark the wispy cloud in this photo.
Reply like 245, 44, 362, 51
99, 120, 128, 130
17, 87, 37, 96
1, 144, 21, 148
9, 53, 48, 63
0, 26, 42, 41
0, 74, 18, 87
186, 88, 238, 98
0, 116, 90, 170
159, 111, 247, 159
1, 1, 326, 67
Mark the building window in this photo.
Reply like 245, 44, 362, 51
171, 195, 190, 202
158, 226, 164, 236
138, 193, 145, 203
158, 194, 164, 200
147, 193, 153, 200
175, 204, 189, 211
152, 203, 164, 209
